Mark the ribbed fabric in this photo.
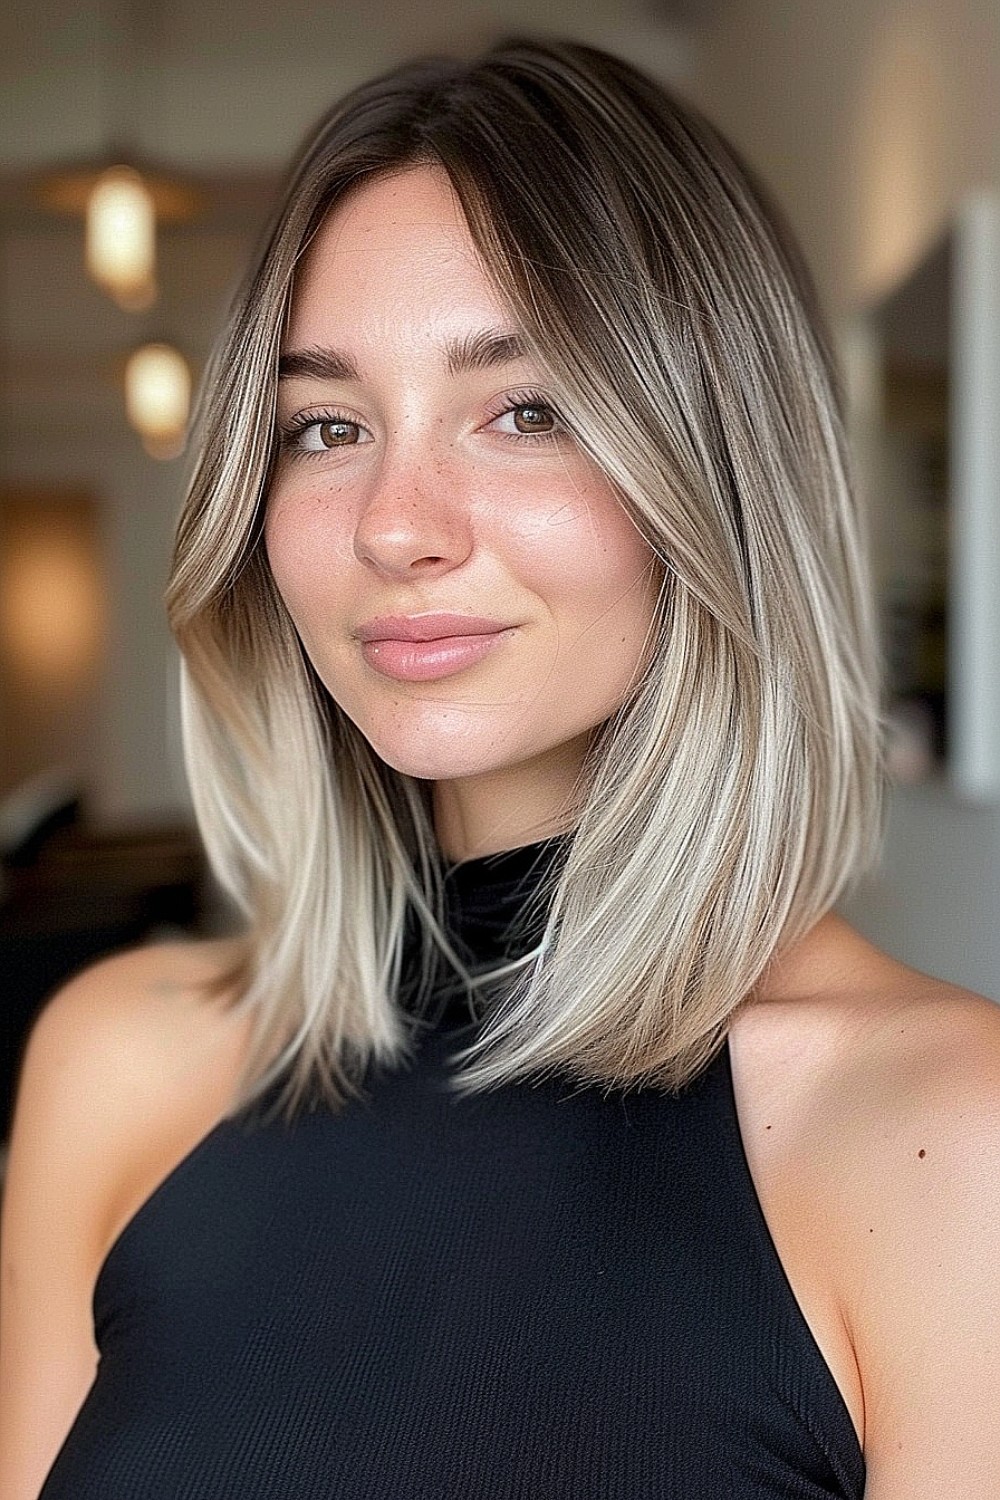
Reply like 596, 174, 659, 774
39, 834, 865, 1498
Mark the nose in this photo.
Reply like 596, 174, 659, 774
352, 443, 474, 578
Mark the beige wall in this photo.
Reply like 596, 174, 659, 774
689, 0, 999, 312
0, 488, 106, 799
687, 0, 1000, 996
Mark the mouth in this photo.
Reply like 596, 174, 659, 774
359, 627, 515, 682
354, 613, 513, 643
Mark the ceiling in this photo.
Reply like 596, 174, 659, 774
2, 0, 708, 449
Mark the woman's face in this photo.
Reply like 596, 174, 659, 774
265, 164, 660, 856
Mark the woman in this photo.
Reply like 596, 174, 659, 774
3, 34, 998, 1500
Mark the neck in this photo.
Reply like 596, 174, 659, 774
753, 911, 896, 1005
430, 735, 590, 864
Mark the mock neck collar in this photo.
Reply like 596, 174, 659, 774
402, 829, 574, 1033
441, 831, 572, 967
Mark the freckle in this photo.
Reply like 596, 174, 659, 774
918, 1148, 926, 1158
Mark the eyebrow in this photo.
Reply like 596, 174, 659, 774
277, 328, 530, 382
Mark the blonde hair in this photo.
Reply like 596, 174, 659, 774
166, 35, 886, 1124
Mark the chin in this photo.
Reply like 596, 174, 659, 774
370, 747, 513, 781
356, 723, 522, 781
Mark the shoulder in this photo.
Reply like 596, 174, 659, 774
21, 936, 252, 1119
26, 933, 247, 1028
836, 976, 1000, 1491
812, 959, 1000, 1289
741, 909, 1000, 1112
742, 916, 1000, 1491
11, 937, 253, 1270
0, 939, 252, 1495
743, 912, 1000, 1252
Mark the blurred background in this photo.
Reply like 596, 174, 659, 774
2, 0, 999, 1147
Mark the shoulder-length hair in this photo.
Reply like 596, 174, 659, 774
167, 34, 886, 1124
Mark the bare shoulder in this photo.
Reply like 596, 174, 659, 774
0, 938, 253, 1498
26, 930, 250, 1074
735, 914, 1000, 1487
815, 935, 1000, 1490
793, 933, 1000, 1270
12, 935, 254, 1272
21, 935, 253, 1129
734, 910, 1000, 1116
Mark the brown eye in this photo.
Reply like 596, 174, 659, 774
281, 413, 372, 455
318, 420, 359, 447
512, 404, 555, 434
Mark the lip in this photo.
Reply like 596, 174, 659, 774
355, 612, 511, 643
360, 629, 514, 682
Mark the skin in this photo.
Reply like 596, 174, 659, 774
264, 164, 661, 863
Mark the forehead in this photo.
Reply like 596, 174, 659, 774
319, 165, 471, 253
287, 166, 505, 334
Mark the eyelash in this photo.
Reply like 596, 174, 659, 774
481, 389, 565, 441
277, 388, 565, 458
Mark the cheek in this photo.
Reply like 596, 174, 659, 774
262, 488, 346, 627
523, 480, 662, 696
261, 503, 305, 625
507, 475, 656, 616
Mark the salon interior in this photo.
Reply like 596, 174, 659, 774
2, 0, 999, 1177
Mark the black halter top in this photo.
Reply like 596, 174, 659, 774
39, 832, 865, 1498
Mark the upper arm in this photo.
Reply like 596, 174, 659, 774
845, 994, 1000, 1497
0, 954, 143, 1498
0, 940, 242, 1500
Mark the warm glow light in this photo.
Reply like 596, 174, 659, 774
124, 343, 191, 460
0, 530, 105, 693
85, 165, 157, 311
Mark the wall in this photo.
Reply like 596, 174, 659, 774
687, 0, 1000, 994
1, 433, 191, 824
0, 0, 692, 170
1, 215, 255, 824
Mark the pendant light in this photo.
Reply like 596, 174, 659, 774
85, 165, 157, 310
124, 343, 192, 461
32, 0, 202, 309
